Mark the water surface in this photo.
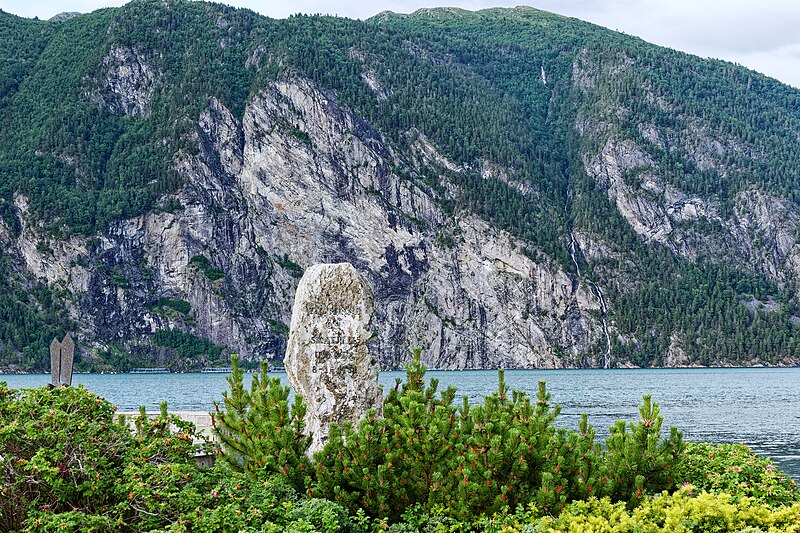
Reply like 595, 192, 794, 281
4, 367, 798, 479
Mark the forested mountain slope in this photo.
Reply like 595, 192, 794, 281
1, 1, 799, 371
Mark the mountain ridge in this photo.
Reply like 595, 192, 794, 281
0, 1, 798, 372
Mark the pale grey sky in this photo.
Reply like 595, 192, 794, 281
3, 0, 799, 88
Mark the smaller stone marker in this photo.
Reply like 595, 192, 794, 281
284, 263, 382, 455
50, 333, 75, 387
50, 339, 60, 387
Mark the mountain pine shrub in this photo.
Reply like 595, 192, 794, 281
602, 395, 684, 507
309, 348, 684, 522
211, 355, 312, 491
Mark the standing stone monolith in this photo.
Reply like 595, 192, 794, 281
284, 263, 382, 455
49, 333, 75, 387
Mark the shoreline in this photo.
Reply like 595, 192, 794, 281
4, 362, 800, 376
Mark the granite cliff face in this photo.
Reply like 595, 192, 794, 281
584, 136, 800, 294
575, 50, 800, 299
1, 74, 603, 370
2, 4, 799, 371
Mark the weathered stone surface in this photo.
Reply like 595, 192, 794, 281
50, 338, 61, 387
59, 333, 75, 387
49, 333, 75, 386
284, 263, 382, 455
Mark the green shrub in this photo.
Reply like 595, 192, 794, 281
632, 487, 800, 532
141, 472, 359, 533
678, 441, 800, 506
527, 488, 800, 533
310, 349, 683, 523
118, 403, 212, 531
0, 383, 220, 532
212, 355, 312, 492
148, 298, 191, 315
1, 381, 360, 532
0, 383, 129, 531
189, 254, 225, 281
6, 367, 797, 533
312, 350, 469, 519
22, 510, 119, 533
601, 395, 684, 507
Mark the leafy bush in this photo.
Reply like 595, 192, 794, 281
1, 381, 355, 532
0, 354, 685, 531
117, 403, 211, 531
678, 441, 800, 506
363, 487, 800, 532
130, 471, 358, 533
0, 382, 128, 531
0, 383, 210, 532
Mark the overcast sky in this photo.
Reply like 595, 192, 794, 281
4, 0, 800, 88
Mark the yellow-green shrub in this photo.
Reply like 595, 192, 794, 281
529, 487, 800, 533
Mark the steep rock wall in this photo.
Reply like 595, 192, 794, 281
3, 77, 603, 369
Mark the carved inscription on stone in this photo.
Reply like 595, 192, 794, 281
284, 263, 382, 455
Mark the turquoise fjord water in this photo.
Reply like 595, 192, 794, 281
3, 367, 799, 480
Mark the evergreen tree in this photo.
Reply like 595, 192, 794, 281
211, 354, 311, 491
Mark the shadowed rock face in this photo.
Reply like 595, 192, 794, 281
284, 263, 382, 455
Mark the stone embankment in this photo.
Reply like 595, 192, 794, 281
118, 411, 215, 441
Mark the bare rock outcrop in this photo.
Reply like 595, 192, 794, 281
284, 263, 382, 455
1, 77, 604, 370
86, 46, 159, 117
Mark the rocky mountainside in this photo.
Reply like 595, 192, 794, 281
1, 1, 799, 371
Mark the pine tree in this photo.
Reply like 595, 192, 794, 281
211, 354, 312, 491
601, 394, 684, 506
